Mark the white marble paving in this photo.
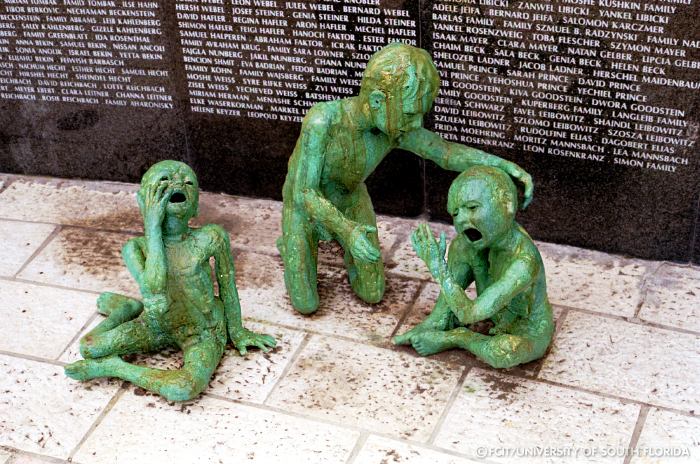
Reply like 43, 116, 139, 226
0, 280, 96, 359
539, 311, 700, 412
631, 408, 700, 464
0, 220, 56, 277
434, 368, 640, 463
639, 263, 700, 333
267, 335, 463, 441
0, 355, 119, 460
72, 393, 359, 464
354, 435, 479, 464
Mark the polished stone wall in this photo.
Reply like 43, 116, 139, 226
0, 0, 698, 262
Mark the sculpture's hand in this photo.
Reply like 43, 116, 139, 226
348, 224, 381, 263
143, 292, 169, 316
411, 224, 448, 281
143, 180, 172, 231
502, 163, 533, 209
231, 328, 277, 356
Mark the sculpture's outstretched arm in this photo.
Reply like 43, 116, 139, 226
398, 128, 534, 209
446, 257, 536, 325
122, 238, 147, 291
211, 225, 276, 355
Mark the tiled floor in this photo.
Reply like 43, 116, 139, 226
0, 175, 698, 464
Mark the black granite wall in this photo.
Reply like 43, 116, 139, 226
0, 0, 698, 262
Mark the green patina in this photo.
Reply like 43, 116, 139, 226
393, 166, 554, 368
64, 160, 276, 401
278, 43, 534, 314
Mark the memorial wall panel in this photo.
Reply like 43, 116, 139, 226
0, 0, 189, 180
421, 0, 700, 261
175, 0, 424, 215
0, 0, 698, 261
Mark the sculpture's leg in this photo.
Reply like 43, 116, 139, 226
78, 317, 171, 359
341, 183, 385, 304
66, 335, 224, 402
411, 328, 547, 368
280, 207, 320, 314
86, 292, 144, 338
393, 298, 458, 345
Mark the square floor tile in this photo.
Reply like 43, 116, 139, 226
537, 242, 649, 318
195, 193, 282, 255
0, 220, 56, 277
0, 280, 96, 359
60, 319, 304, 404
0, 181, 140, 232
0, 355, 119, 459
639, 264, 700, 333
266, 335, 463, 441
236, 252, 420, 344
434, 368, 640, 463
17, 228, 139, 297
355, 435, 478, 463
632, 408, 700, 464
72, 393, 359, 464
539, 311, 700, 412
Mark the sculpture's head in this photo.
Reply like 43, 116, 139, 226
360, 42, 440, 139
137, 160, 199, 221
447, 166, 517, 250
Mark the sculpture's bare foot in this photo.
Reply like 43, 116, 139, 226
65, 355, 124, 381
411, 331, 455, 356
392, 326, 425, 346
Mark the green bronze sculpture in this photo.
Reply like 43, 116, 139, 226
278, 43, 534, 314
393, 166, 553, 368
64, 160, 276, 401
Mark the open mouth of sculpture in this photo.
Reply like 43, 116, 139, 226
170, 192, 187, 203
464, 228, 483, 242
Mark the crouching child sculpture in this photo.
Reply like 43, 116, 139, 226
65, 160, 276, 401
393, 166, 553, 369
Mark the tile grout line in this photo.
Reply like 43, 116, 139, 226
0, 215, 143, 236
0, 275, 104, 296
623, 405, 650, 464
11, 224, 63, 279
344, 432, 368, 464
2, 448, 68, 464
0, 349, 66, 367
633, 260, 666, 319
67, 386, 127, 461
207, 392, 488, 463
428, 366, 471, 445
0, 177, 14, 195
533, 307, 570, 378
262, 333, 311, 405
554, 303, 700, 337
54, 312, 100, 362
389, 280, 426, 339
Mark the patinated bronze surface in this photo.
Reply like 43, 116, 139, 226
65, 161, 276, 401
394, 166, 553, 368
278, 43, 534, 314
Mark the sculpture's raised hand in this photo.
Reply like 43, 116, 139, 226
411, 224, 448, 281
501, 163, 533, 209
231, 328, 277, 356
348, 224, 381, 263
143, 180, 172, 231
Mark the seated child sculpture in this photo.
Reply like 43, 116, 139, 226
64, 160, 276, 401
393, 166, 553, 369
278, 42, 534, 314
